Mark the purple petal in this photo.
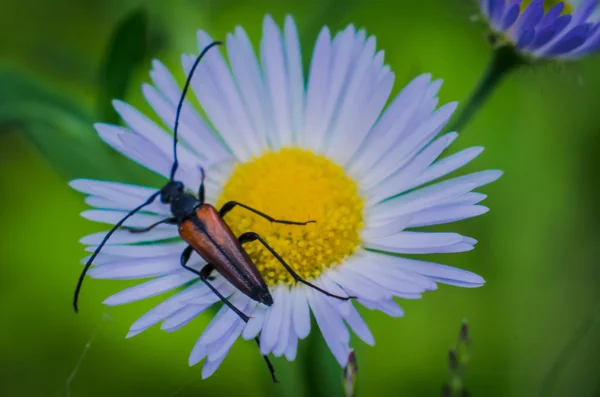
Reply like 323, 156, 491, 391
544, 23, 593, 56
538, 2, 564, 31
530, 15, 571, 49
490, 0, 505, 27
572, 0, 599, 24
517, 28, 536, 47
502, 1, 523, 31
511, 0, 544, 46
570, 22, 600, 55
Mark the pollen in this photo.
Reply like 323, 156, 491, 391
216, 148, 364, 285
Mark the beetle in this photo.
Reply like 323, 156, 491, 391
73, 41, 353, 382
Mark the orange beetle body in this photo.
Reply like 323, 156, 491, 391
179, 204, 273, 306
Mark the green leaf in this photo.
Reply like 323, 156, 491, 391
0, 64, 89, 122
98, 8, 150, 124
0, 100, 155, 183
0, 67, 160, 184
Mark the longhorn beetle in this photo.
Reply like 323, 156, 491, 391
73, 41, 354, 382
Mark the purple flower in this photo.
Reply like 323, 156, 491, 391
479, 0, 600, 59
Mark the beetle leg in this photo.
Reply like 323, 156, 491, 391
255, 338, 278, 383
219, 201, 315, 225
179, 247, 278, 382
127, 217, 177, 233
238, 232, 355, 301
197, 166, 205, 203
178, 248, 249, 321
198, 264, 252, 323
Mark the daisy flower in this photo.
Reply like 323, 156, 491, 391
479, 0, 600, 59
71, 15, 501, 379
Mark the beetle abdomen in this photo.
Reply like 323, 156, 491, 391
179, 204, 273, 306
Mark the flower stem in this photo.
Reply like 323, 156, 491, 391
447, 45, 525, 134
302, 329, 344, 397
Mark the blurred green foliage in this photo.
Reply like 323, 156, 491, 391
1, 0, 600, 396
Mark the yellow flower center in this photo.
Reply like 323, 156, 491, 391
522, 0, 573, 13
216, 148, 365, 285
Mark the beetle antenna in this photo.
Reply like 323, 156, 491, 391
73, 191, 161, 313
169, 40, 223, 181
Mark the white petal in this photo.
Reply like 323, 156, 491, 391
444, 192, 488, 206
196, 31, 263, 157
184, 278, 232, 305
343, 305, 375, 345
363, 102, 458, 190
405, 79, 443, 133
207, 317, 245, 360
149, 60, 232, 160
306, 288, 350, 366
368, 132, 460, 204
226, 28, 269, 151
302, 27, 332, 150
83, 196, 169, 216
328, 267, 391, 301
85, 242, 187, 258
161, 304, 210, 332
202, 354, 228, 379
350, 252, 438, 291
359, 298, 404, 317
364, 231, 464, 252
343, 264, 426, 295
200, 294, 249, 345
283, 15, 305, 143
292, 285, 311, 339
242, 305, 266, 340
89, 254, 180, 280
393, 257, 485, 286
149, 59, 180, 103
260, 286, 285, 355
70, 178, 170, 215
80, 228, 178, 245
141, 83, 229, 163
408, 205, 489, 227
93, 123, 165, 178
103, 270, 197, 305
113, 101, 201, 181
347, 74, 432, 177
318, 274, 353, 317
81, 253, 121, 266
367, 180, 478, 222
273, 290, 293, 357
189, 335, 207, 366
182, 54, 250, 161
316, 26, 361, 154
127, 284, 204, 337
361, 215, 411, 240
80, 210, 173, 229
327, 40, 393, 165
284, 324, 299, 361
415, 150, 499, 188
261, 15, 293, 149
332, 69, 395, 167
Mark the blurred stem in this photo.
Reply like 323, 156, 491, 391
447, 45, 524, 133
302, 324, 344, 397
537, 304, 600, 397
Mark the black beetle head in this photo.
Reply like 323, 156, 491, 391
160, 181, 184, 204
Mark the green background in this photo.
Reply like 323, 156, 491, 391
1, 0, 600, 396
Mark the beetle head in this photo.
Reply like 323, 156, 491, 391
160, 181, 184, 204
